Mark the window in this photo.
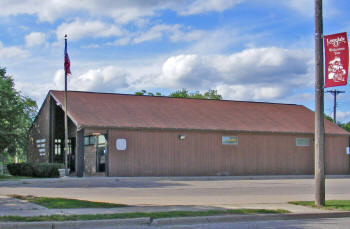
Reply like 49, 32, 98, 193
296, 138, 309, 147
68, 139, 72, 154
54, 139, 61, 155
222, 136, 238, 145
84, 136, 96, 146
98, 135, 106, 145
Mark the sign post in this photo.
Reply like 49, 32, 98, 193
314, 0, 325, 207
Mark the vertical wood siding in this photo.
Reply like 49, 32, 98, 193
108, 129, 349, 176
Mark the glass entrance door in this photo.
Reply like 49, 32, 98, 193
96, 135, 106, 173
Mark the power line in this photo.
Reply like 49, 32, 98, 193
326, 89, 345, 124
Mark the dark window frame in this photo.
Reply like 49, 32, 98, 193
84, 135, 96, 146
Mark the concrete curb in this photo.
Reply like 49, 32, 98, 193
151, 212, 350, 225
1, 212, 350, 228
0, 217, 150, 229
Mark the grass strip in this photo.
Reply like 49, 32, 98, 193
10, 195, 128, 209
0, 209, 290, 222
0, 175, 31, 180
289, 200, 350, 211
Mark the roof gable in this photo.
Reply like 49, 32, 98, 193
49, 90, 349, 135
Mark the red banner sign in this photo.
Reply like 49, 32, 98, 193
324, 32, 349, 88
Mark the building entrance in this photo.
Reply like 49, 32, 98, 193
96, 135, 106, 173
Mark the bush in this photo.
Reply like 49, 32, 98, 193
7, 163, 64, 178
7, 163, 34, 177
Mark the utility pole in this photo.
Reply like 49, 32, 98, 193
315, 0, 325, 207
326, 90, 345, 124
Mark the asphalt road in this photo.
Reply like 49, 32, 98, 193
1, 176, 350, 207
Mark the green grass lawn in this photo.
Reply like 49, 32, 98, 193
289, 200, 350, 211
10, 195, 128, 209
0, 174, 31, 180
0, 209, 290, 222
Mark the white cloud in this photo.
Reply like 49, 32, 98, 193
25, 32, 46, 47
216, 84, 287, 101
153, 47, 313, 101
55, 46, 312, 102
179, 0, 243, 15
111, 24, 205, 45
15, 81, 53, 103
0, 42, 29, 59
0, 0, 241, 23
56, 19, 124, 41
336, 111, 350, 123
54, 66, 130, 92
108, 37, 131, 46
285, 0, 339, 18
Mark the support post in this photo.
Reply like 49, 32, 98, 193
76, 129, 84, 177
315, 0, 325, 207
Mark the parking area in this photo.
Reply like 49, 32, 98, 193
1, 176, 350, 207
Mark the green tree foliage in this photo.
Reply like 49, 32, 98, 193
135, 89, 222, 100
135, 90, 162, 96
325, 113, 350, 133
0, 68, 37, 162
339, 122, 350, 132
324, 114, 334, 123
169, 89, 222, 100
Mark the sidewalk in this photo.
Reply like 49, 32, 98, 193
0, 195, 350, 228
0, 194, 337, 217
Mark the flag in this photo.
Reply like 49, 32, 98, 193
324, 32, 348, 87
64, 38, 71, 75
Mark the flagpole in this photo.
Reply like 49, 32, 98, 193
64, 34, 69, 176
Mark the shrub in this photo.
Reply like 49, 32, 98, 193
7, 163, 64, 178
7, 163, 34, 177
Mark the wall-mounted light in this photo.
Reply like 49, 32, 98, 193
178, 134, 186, 140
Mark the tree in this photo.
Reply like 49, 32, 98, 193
135, 90, 162, 96
0, 68, 37, 162
170, 89, 222, 100
324, 114, 333, 123
136, 89, 222, 100
339, 122, 350, 132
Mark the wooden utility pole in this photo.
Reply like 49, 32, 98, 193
315, 0, 325, 207
326, 90, 345, 124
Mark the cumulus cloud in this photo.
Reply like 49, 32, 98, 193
154, 47, 313, 101
51, 46, 312, 102
0, 0, 240, 23
15, 81, 53, 103
0, 42, 29, 59
56, 19, 124, 41
25, 32, 46, 47
216, 84, 287, 101
54, 66, 130, 92
336, 111, 350, 123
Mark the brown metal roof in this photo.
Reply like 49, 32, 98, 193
50, 90, 349, 135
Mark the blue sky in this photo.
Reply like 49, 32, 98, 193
1, 0, 350, 121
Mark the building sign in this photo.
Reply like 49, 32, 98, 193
324, 32, 349, 87
222, 136, 238, 145
116, 139, 127, 150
